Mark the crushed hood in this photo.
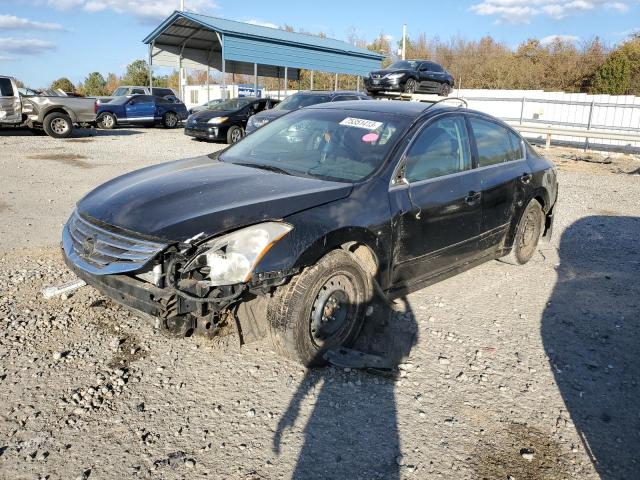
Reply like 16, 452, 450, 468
76, 155, 353, 242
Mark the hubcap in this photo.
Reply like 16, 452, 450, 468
51, 118, 69, 134
231, 129, 242, 142
310, 274, 356, 348
102, 115, 113, 128
166, 114, 177, 127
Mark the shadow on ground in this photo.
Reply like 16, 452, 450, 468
0, 127, 143, 137
542, 215, 640, 479
274, 297, 418, 479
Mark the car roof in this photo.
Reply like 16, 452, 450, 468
308, 99, 434, 117
293, 90, 367, 96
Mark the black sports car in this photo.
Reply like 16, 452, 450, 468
184, 97, 279, 144
63, 100, 557, 366
365, 60, 455, 96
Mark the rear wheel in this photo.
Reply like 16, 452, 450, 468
404, 78, 418, 94
267, 249, 372, 366
43, 112, 73, 139
226, 125, 244, 144
501, 200, 544, 265
439, 83, 451, 97
98, 113, 116, 129
162, 112, 178, 128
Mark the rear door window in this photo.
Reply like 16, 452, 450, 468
469, 117, 521, 167
0, 78, 15, 97
152, 88, 174, 97
131, 88, 146, 94
332, 95, 360, 102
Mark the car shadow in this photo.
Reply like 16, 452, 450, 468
0, 127, 144, 138
273, 294, 418, 479
541, 215, 640, 479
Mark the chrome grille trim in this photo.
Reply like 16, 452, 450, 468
62, 210, 168, 276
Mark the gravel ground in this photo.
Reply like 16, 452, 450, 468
1, 126, 639, 479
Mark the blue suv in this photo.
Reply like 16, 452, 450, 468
97, 94, 188, 129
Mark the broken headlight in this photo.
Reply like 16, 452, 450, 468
186, 222, 292, 286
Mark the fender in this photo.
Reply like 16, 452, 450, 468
38, 105, 78, 123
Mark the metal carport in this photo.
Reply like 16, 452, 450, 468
143, 11, 384, 100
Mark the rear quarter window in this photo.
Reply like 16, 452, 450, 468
469, 117, 521, 167
0, 78, 15, 97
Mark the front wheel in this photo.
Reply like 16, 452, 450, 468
162, 112, 179, 128
501, 200, 544, 265
226, 125, 244, 144
267, 249, 373, 366
404, 78, 418, 94
439, 83, 452, 97
43, 112, 73, 139
97, 113, 116, 129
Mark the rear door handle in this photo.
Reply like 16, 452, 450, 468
520, 173, 532, 184
465, 191, 482, 206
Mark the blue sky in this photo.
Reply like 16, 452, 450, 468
2, 0, 638, 88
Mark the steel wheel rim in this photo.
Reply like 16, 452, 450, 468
309, 274, 357, 348
519, 209, 541, 259
51, 118, 69, 134
231, 129, 242, 143
406, 80, 416, 93
166, 113, 177, 127
102, 115, 113, 128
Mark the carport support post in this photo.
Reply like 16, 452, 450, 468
148, 41, 154, 91
334, 73, 338, 91
254, 63, 258, 98
519, 97, 526, 124
584, 100, 595, 151
357, 76, 360, 92
310, 70, 314, 91
284, 67, 288, 98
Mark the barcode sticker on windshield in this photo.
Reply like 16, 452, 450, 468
339, 117, 383, 130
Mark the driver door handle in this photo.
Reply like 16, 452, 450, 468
465, 191, 482, 206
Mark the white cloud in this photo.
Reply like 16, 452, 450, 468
540, 34, 580, 44
41, 0, 218, 22
470, 0, 631, 23
0, 55, 16, 61
0, 37, 56, 54
0, 15, 65, 31
244, 19, 279, 29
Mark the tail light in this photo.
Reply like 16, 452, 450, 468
94, 101, 98, 114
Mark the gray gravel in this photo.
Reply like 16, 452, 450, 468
1, 128, 639, 479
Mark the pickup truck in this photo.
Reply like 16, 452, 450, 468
97, 86, 179, 104
0, 75, 97, 138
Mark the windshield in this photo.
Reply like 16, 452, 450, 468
112, 87, 128, 96
274, 93, 330, 111
387, 61, 419, 70
208, 98, 254, 111
220, 108, 409, 182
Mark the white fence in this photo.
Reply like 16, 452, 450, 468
455, 88, 640, 150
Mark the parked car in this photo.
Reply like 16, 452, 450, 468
98, 86, 179, 104
184, 97, 279, 144
246, 90, 369, 134
62, 100, 558, 366
188, 99, 225, 115
365, 60, 454, 96
96, 95, 188, 129
0, 75, 96, 138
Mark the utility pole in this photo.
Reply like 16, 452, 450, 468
180, 0, 185, 11
402, 24, 406, 60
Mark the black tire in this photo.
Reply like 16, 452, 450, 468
267, 249, 373, 366
97, 113, 116, 130
43, 112, 73, 139
439, 83, 451, 97
162, 111, 179, 128
501, 200, 544, 265
404, 78, 418, 94
226, 125, 244, 144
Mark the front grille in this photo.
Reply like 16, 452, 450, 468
63, 210, 167, 275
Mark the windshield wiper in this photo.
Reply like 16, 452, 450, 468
233, 162, 292, 176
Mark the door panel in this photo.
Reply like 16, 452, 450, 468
0, 77, 21, 124
125, 97, 156, 122
468, 116, 528, 250
390, 115, 482, 288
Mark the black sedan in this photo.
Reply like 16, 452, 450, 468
246, 90, 369, 134
184, 97, 279, 144
365, 60, 455, 96
62, 101, 557, 366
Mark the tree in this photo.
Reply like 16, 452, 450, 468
590, 52, 631, 95
83, 72, 108, 96
105, 73, 120, 95
122, 59, 149, 86
51, 77, 75, 93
